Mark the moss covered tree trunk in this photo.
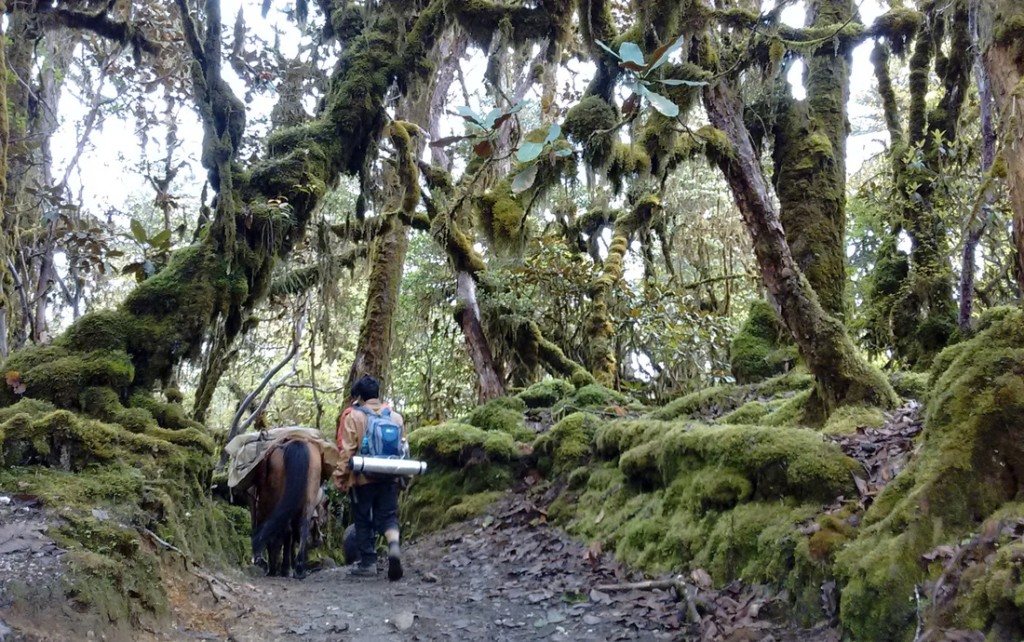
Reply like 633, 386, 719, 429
347, 218, 410, 390
587, 198, 659, 386
703, 79, 897, 415
347, 121, 421, 390
868, 2, 971, 366
978, 0, 1024, 295
772, 0, 853, 319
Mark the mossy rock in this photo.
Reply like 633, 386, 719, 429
729, 300, 798, 384
408, 422, 519, 467
571, 384, 630, 407
0, 347, 135, 408
836, 308, 1024, 641
594, 419, 677, 457
533, 411, 605, 475
517, 378, 575, 409
887, 371, 930, 401
618, 423, 858, 503
465, 397, 532, 441
648, 384, 752, 421
821, 404, 886, 435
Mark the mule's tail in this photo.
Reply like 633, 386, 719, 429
252, 440, 309, 558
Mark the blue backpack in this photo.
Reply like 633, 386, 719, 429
357, 406, 404, 458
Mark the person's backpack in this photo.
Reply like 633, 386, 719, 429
356, 405, 404, 458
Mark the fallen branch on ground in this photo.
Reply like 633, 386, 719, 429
596, 575, 701, 624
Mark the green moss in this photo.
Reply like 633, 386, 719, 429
1, 347, 134, 408
562, 96, 618, 169
517, 378, 575, 408
534, 412, 605, 474
959, 539, 1024, 636
822, 404, 886, 435
627, 423, 858, 502
695, 501, 819, 585
647, 384, 751, 421
401, 464, 513, 536
595, 419, 675, 457
836, 309, 1024, 640
760, 389, 813, 427
730, 300, 798, 384
572, 383, 629, 406
465, 397, 532, 441
444, 491, 503, 522
606, 142, 652, 194
717, 399, 777, 424
683, 467, 752, 513
754, 369, 816, 396
409, 422, 520, 466
888, 371, 930, 401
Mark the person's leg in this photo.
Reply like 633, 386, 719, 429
350, 485, 376, 575
372, 482, 402, 581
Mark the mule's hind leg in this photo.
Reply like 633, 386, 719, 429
282, 528, 295, 577
267, 539, 282, 576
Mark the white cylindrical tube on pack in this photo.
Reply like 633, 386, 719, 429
350, 456, 427, 476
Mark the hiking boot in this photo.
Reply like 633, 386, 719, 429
349, 563, 376, 578
387, 541, 403, 581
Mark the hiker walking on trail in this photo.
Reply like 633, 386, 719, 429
335, 376, 406, 580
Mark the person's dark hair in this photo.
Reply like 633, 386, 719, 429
350, 376, 380, 402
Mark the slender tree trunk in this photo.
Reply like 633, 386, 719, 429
703, 80, 897, 414
455, 271, 504, 401
978, 0, 1024, 295
960, 0, 998, 332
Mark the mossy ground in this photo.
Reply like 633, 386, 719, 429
835, 309, 1024, 641
0, 396, 250, 634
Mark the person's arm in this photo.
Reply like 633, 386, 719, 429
334, 409, 361, 491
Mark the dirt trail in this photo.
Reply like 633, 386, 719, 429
154, 493, 837, 642
1, 402, 931, 642
1, 490, 833, 642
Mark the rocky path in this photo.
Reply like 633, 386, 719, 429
155, 493, 837, 642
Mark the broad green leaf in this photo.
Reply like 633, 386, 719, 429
640, 86, 680, 117
511, 163, 539, 193
482, 108, 503, 129
544, 123, 561, 144
455, 106, 483, 124
655, 78, 708, 87
130, 219, 147, 244
648, 34, 686, 72
554, 148, 573, 157
618, 42, 645, 67
517, 141, 545, 163
150, 229, 172, 247
594, 39, 619, 59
